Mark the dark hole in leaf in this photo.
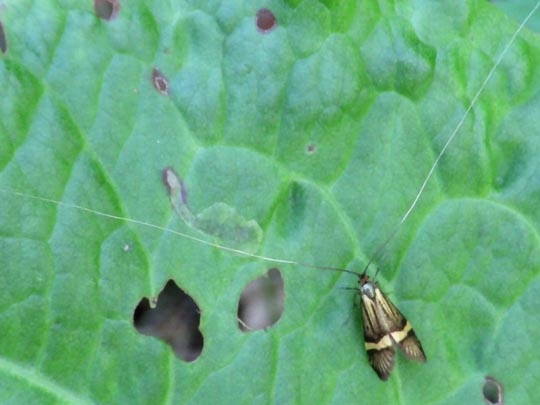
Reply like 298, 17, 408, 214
0, 21, 7, 54
306, 143, 316, 154
483, 376, 503, 405
94, 0, 120, 21
134, 280, 203, 362
256, 8, 277, 33
237, 268, 284, 331
152, 68, 169, 95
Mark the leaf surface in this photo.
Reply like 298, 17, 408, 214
1, 1, 540, 403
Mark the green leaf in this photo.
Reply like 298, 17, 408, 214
1, 0, 540, 403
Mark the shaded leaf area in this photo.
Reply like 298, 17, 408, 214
1, 0, 540, 403
163, 166, 264, 254
493, 0, 540, 32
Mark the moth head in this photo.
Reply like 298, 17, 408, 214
359, 275, 376, 299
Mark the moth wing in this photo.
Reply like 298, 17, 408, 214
361, 287, 398, 381
360, 281, 426, 380
373, 287, 427, 363
366, 346, 395, 381
396, 328, 427, 363
373, 287, 407, 331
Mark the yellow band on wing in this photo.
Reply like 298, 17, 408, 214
364, 322, 413, 351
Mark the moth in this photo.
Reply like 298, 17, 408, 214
357, 273, 426, 380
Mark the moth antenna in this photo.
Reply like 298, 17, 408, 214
0, 188, 298, 264
362, 1, 540, 278
2, 3, 539, 285
296, 263, 362, 277
0, 188, 364, 277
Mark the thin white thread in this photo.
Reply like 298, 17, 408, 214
0, 187, 362, 276
366, 1, 540, 278
400, 1, 540, 227
0, 188, 297, 266
2, 2, 539, 277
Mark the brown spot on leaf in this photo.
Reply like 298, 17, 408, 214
134, 280, 203, 362
152, 68, 169, 95
162, 167, 187, 205
256, 8, 277, 33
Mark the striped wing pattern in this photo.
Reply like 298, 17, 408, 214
359, 275, 426, 380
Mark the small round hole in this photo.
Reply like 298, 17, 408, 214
134, 280, 203, 362
237, 268, 284, 331
306, 143, 316, 154
256, 8, 277, 33
483, 376, 503, 405
94, 0, 120, 21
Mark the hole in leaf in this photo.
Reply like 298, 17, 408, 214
134, 280, 203, 362
306, 143, 316, 154
256, 8, 277, 33
237, 268, 284, 331
94, 0, 120, 21
483, 376, 503, 405
0, 21, 7, 54
152, 68, 169, 96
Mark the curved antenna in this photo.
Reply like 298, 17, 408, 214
0, 188, 363, 277
296, 262, 362, 277
363, 1, 540, 281
2, 4, 538, 285
361, 225, 400, 279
